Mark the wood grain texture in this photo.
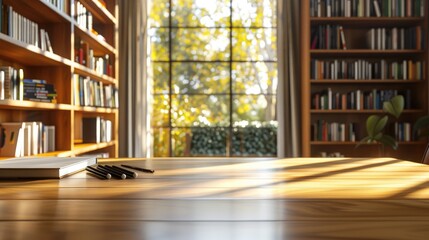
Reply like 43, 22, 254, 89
1, 157, 429, 239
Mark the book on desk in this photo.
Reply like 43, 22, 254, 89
0, 156, 97, 179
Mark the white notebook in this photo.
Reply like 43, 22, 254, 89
0, 156, 97, 179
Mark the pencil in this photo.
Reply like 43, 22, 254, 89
121, 164, 155, 173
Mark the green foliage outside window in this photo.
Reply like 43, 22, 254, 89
149, 0, 278, 157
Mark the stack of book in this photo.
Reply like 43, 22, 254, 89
23, 79, 57, 103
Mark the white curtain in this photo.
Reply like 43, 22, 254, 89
277, 0, 301, 157
118, 0, 150, 157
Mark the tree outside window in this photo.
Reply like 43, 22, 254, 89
149, 0, 278, 157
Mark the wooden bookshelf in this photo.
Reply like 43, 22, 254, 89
301, 0, 428, 161
0, 0, 119, 158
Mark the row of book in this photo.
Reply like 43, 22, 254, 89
395, 122, 412, 142
82, 117, 112, 143
0, 66, 57, 103
311, 25, 347, 50
0, 122, 55, 157
311, 120, 358, 142
311, 59, 426, 80
311, 120, 415, 142
0, 66, 23, 100
366, 26, 424, 50
0, 4, 53, 52
42, 0, 67, 13
312, 88, 411, 110
75, 40, 113, 76
310, 0, 425, 17
75, 1, 93, 31
73, 74, 119, 108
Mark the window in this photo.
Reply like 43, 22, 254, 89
149, 0, 277, 157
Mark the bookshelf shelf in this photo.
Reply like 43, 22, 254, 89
0, 0, 119, 159
0, 34, 72, 66
4, 0, 71, 23
311, 141, 427, 145
0, 100, 73, 111
302, 0, 428, 161
80, 0, 117, 24
74, 105, 118, 113
311, 79, 424, 83
74, 24, 116, 54
310, 109, 425, 114
73, 64, 116, 84
310, 49, 425, 55
73, 141, 117, 155
311, 17, 425, 26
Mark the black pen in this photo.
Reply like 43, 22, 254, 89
86, 166, 111, 179
121, 164, 155, 173
98, 165, 127, 179
111, 165, 138, 178
102, 165, 133, 179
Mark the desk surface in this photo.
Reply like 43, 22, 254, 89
1, 157, 429, 240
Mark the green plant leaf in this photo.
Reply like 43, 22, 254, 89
366, 115, 388, 137
378, 135, 398, 150
383, 95, 404, 119
413, 115, 429, 137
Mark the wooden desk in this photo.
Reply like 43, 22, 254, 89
1, 157, 429, 239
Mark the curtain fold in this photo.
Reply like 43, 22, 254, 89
277, 0, 301, 157
118, 0, 150, 157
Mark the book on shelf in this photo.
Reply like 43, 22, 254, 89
82, 117, 112, 143
312, 88, 412, 110
42, 0, 67, 13
311, 0, 425, 17
311, 59, 426, 80
0, 156, 97, 179
0, 122, 55, 157
73, 74, 118, 108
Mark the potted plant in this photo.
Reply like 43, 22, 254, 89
357, 95, 404, 152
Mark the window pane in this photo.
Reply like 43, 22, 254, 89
150, 28, 169, 61
151, 94, 170, 127
232, 125, 277, 156
171, 128, 189, 157
172, 95, 230, 127
233, 95, 277, 123
232, 28, 277, 61
152, 128, 170, 157
172, 28, 230, 61
151, 62, 169, 94
150, 0, 170, 27
172, 0, 230, 27
232, 0, 277, 27
172, 62, 230, 94
232, 62, 277, 94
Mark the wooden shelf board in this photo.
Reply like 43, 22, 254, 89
74, 24, 116, 55
0, 100, 72, 111
73, 141, 117, 155
311, 141, 426, 145
73, 64, 117, 84
4, 0, 72, 23
35, 151, 74, 157
0, 34, 72, 66
311, 79, 424, 83
310, 49, 425, 55
74, 105, 118, 113
311, 109, 424, 114
311, 17, 425, 26
80, 0, 117, 24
